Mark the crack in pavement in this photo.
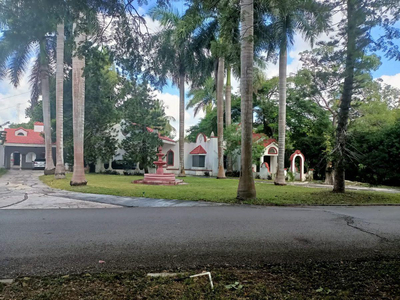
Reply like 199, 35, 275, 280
313, 207, 392, 243
0, 192, 29, 209
344, 216, 390, 242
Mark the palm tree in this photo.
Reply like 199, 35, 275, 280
40, 43, 56, 175
0, 30, 56, 174
237, 0, 256, 200
151, 8, 209, 177
265, 0, 330, 185
225, 65, 233, 174
70, 20, 87, 186
186, 77, 216, 116
55, 22, 66, 179
216, 56, 226, 178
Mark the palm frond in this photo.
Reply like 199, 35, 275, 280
150, 7, 181, 29
29, 53, 41, 108
8, 42, 32, 87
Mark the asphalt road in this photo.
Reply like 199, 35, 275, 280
1, 205, 400, 278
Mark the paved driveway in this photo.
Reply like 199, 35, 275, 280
0, 170, 222, 209
0, 170, 118, 209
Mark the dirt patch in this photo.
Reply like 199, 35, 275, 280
1, 257, 400, 299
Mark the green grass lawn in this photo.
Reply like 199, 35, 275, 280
40, 173, 400, 205
0, 168, 7, 178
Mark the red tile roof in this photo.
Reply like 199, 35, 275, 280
190, 145, 207, 154
4, 128, 45, 145
263, 138, 277, 148
251, 133, 277, 147
146, 127, 176, 143
34, 122, 44, 125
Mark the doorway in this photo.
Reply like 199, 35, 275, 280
13, 152, 20, 166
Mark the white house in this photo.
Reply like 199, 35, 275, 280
96, 121, 310, 180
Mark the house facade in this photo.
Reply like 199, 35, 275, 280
95, 122, 307, 179
0, 122, 56, 170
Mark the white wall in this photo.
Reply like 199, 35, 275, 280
0, 145, 4, 168
95, 123, 282, 177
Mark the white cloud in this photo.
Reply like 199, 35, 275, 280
137, 6, 162, 34
153, 89, 204, 138
0, 69, 31, 127
380, 73, 400, 89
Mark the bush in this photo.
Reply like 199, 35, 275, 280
226, 170, 240, 177
287, 171, 295, 182
101, 170, 120, 175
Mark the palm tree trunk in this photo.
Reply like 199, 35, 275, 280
70, 21, 87, 186
178, 73, 186, 177
325, 117, 337, 185
42, 64, 55, 175
274, 47, 287, 185
237, 0, 256, 200
55, 22, 66, 179
217, 57, 226, 179
333, 0, 357, 193
225, 65, 233, 174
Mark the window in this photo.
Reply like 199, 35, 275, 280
26, 152, 36, 163
167, 150, 174, 166
15, 129, 27, 136
192, 155, 205, 168
268, 147, 278, 154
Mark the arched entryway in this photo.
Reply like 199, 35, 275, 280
10, 152, 21, 169
290, 150, 305, 181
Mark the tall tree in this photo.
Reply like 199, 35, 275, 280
298, 46, 382, 184
237, 0, 256, 199
40, 42, 56, 175
70, 20, 87, 186
0, 2, 59, 174
216, 57, 226, 178
264, 0, 330, 185
333, 0, 400, 192
121, 82, 171, 173
225, 66, 233, 174
55, 22, 66, 179
151, 8, 209, 177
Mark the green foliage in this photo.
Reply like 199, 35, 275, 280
224, 124, 267, 166
121, 124, 161, 173
186, 77, 216, 117
150, 7, 212, 88
347, 107, 400, 185
187, 95, 241, 142
287, 171, 295, 182
119, 82, 171, 172
8, 121, 34, 129
187, 108, 218, 142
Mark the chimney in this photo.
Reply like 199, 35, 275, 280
34, 122, 44, 132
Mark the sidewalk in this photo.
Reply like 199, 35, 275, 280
291, 182, 400, 194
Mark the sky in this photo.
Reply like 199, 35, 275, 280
0, 1, 399, 133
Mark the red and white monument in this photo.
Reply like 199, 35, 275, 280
133, 146, 184, 185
